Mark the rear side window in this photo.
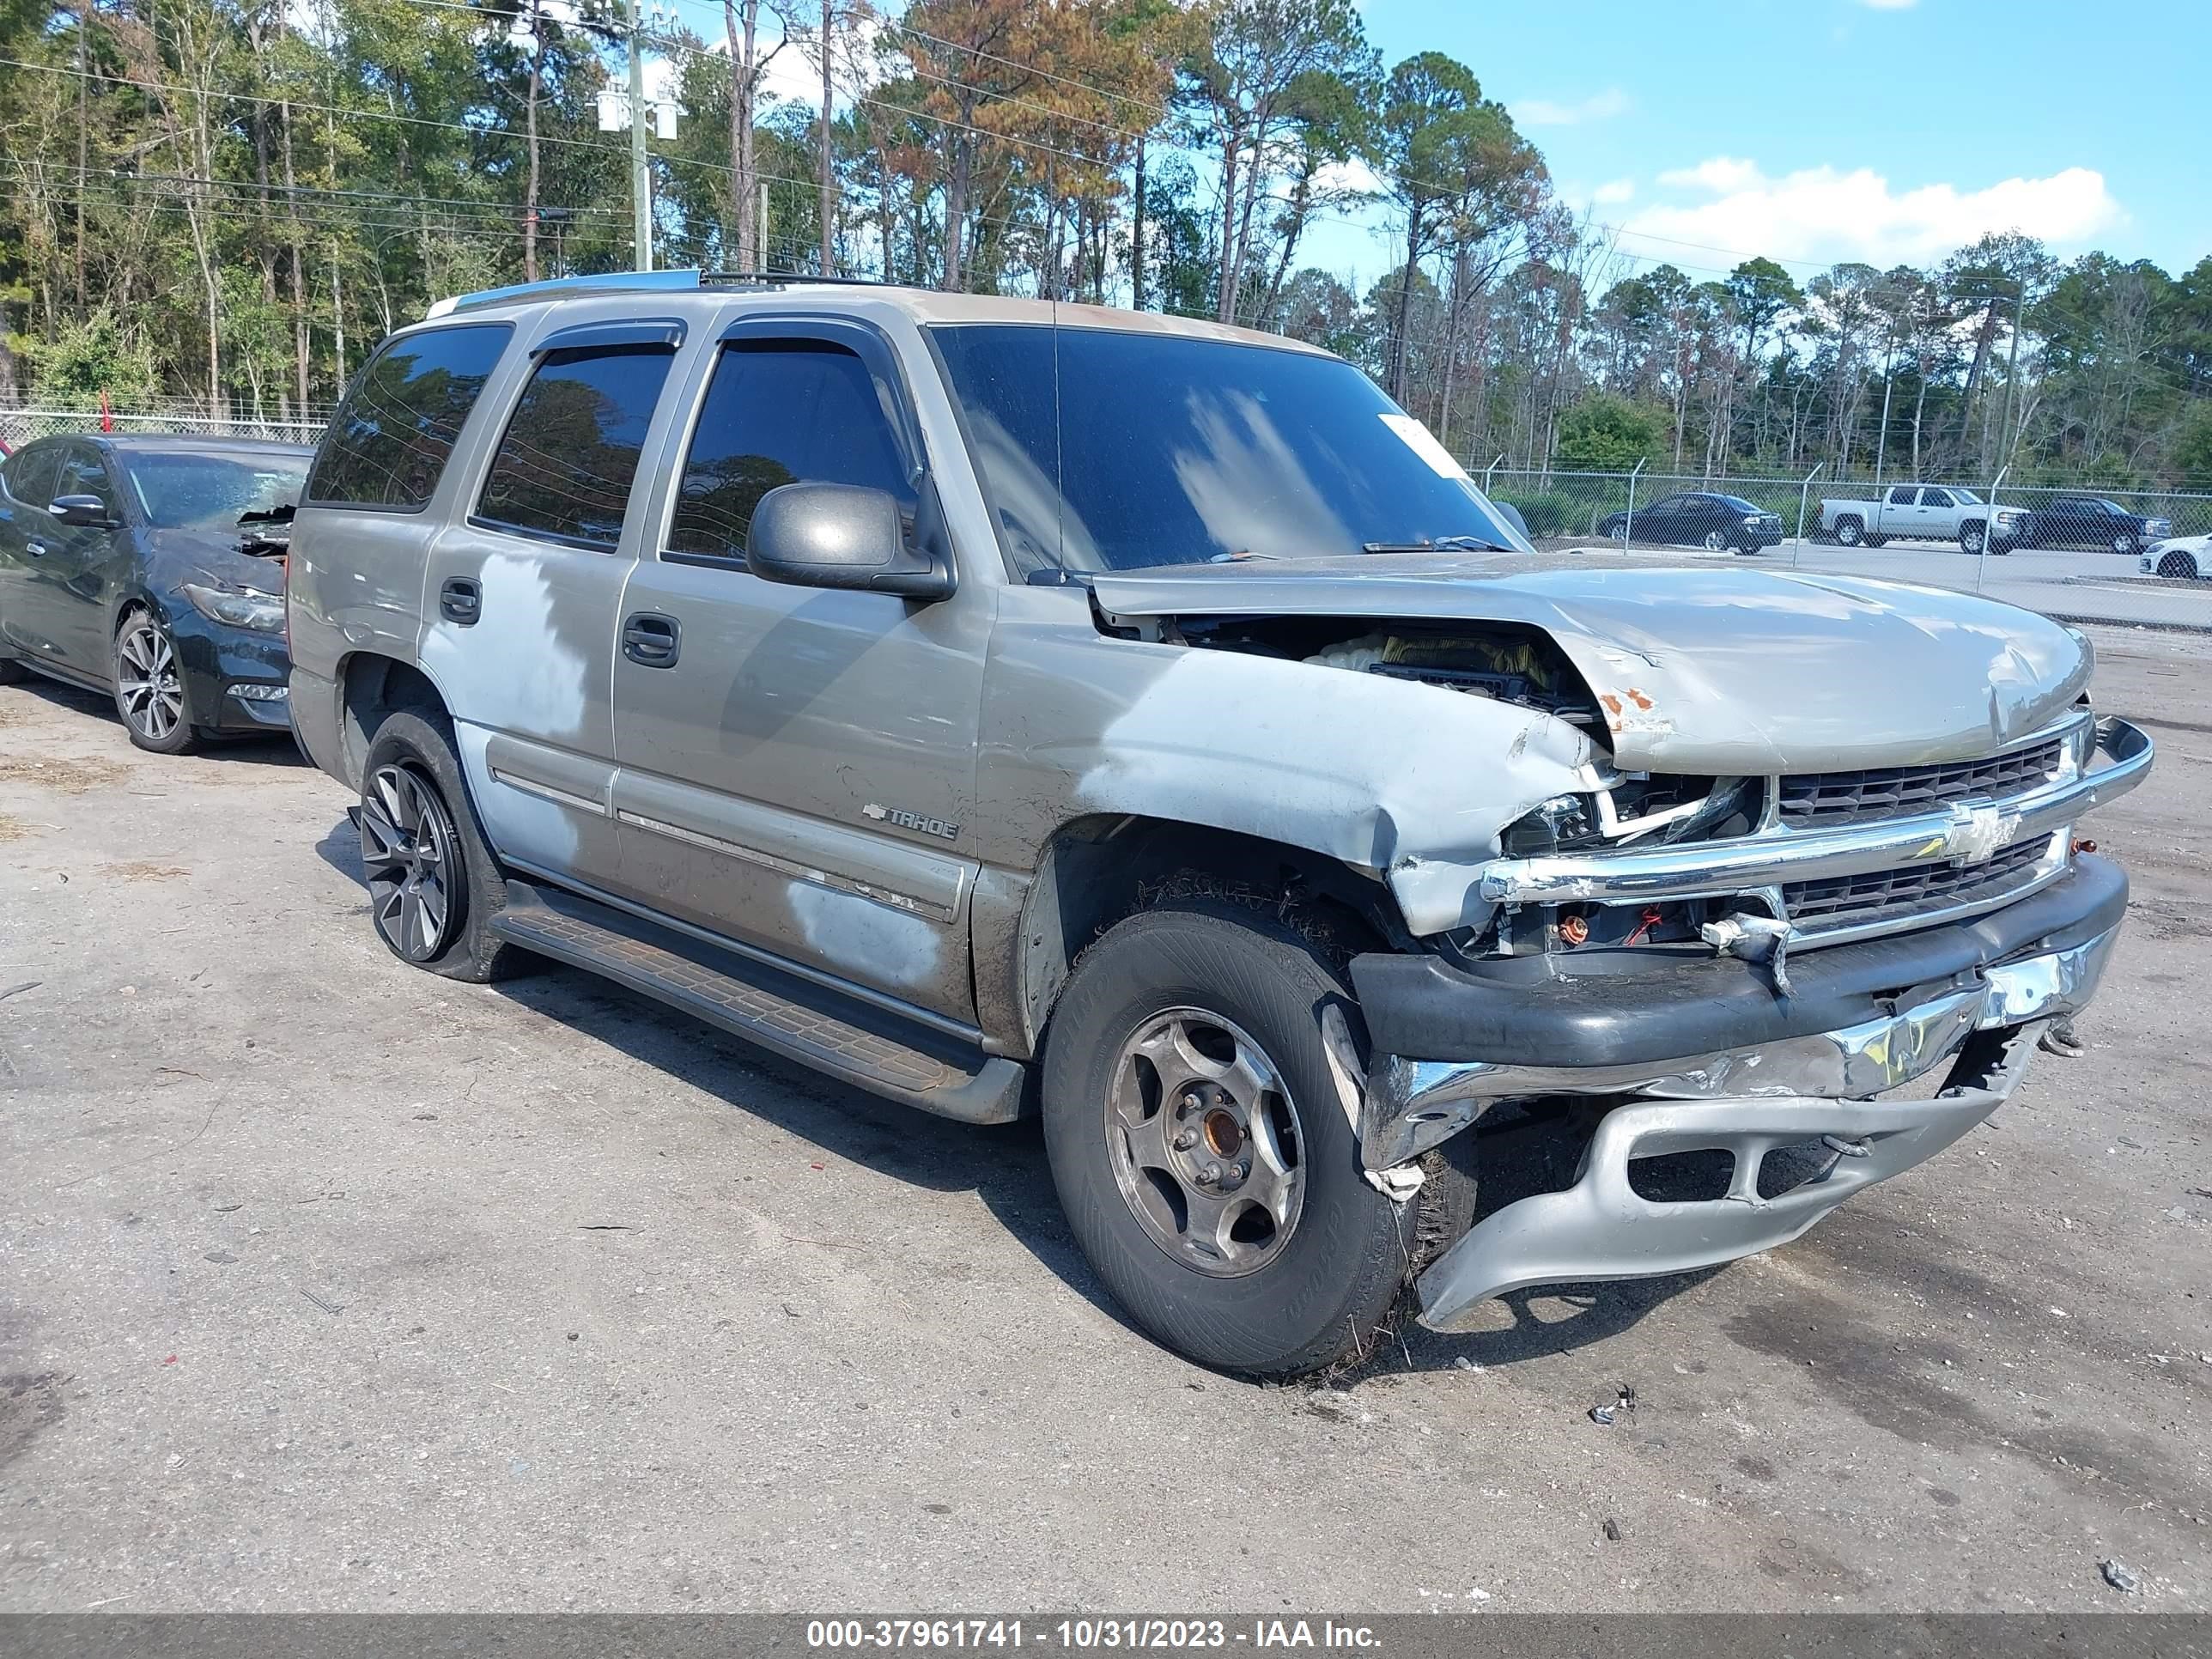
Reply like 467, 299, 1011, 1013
667, 340, 915, 558
473, 345, 676, 549
1888, 486, 1917, 505
308, 323, 511, 510
3, 444, 61, 508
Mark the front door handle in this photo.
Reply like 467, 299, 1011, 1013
439, 576, 482, 625
24, 541, 47, 559
622, 613, 680, 667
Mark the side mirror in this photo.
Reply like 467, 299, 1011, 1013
744, 482, 952, 600
49, 495, 114, 529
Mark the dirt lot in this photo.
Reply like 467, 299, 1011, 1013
3, 631, 2209, 1613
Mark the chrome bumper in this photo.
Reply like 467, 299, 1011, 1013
1474, 716, 2151, 911
1403, 919, 2118, 1331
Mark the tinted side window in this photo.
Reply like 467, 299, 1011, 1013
4, 444, 62, 508
1888, 486, 1917, 505
56, 447, 116, 514
474, 345, 676, 548
308, 323, 512, 509
668, 340, 914, 558
1920, 488, 1952, 507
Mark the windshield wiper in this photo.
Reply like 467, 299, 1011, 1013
1360, 534, 1513, 556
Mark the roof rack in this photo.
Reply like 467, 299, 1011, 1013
425, 267, 898, 319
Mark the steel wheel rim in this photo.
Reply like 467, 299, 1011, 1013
1839, 523, 1859, 544
359, 763, 460, 963
116, 617, 185, 740
1103, 1006, 1306, 1278
2113, 536, 2130, 554
1963, 527, 1982, 553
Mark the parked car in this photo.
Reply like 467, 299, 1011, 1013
2140, 533, 2209, 580
0, 434, 309, 750
2021, 495, 2172, 555
288, 271, 2149, 1379
1597, 491, 1783, 553
1819, 484, 2027, 554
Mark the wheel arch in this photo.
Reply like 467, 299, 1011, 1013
337, 648, 453, 791
990, 813, 1412, 1060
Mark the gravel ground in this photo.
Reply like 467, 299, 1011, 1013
2, 628, 2208, 1613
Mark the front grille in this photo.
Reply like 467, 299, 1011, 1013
1778, 738, 2064, 828
1784, 836, 2050, 928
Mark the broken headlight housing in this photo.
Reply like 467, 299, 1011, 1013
1497, 775, 1762, 858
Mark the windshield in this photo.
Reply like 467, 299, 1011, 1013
929, 324, 1533, 573
1948, 488, 1981, 504
125, 453, 309, 530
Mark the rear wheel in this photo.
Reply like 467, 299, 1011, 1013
1834, 516, 1864, 547
357, 708, 527, 982
1042, 898, 1468, 1379
112, 608, 196, 754
1701, 529, 1729, 551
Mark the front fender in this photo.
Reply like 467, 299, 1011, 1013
975, 610, 1595, 936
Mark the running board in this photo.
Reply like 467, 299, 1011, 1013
488, 879, 1026, 1125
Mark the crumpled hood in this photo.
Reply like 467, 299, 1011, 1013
1090, 551, 2094, 773
143, 526, 286, 597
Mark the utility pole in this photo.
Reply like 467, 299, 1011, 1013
628, 0, 651, 271
1992, 278, 2026, 471
817, 0, 834, 276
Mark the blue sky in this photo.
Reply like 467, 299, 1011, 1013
1299, 0, 2212, 289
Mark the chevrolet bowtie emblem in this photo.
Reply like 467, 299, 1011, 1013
1942, 801, 2012, 866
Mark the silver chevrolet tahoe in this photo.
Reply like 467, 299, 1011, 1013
287, 270, 2153, 1379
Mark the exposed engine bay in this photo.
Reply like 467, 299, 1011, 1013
1173, 612, 1777, 971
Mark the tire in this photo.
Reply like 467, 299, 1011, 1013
1042, 898, 1464, 1379
2112, 533, 2136, 556
112, 607, 197, 754
1960, 521, 1985, 556
2159, 550, 2199, 580
1701, 529, 1728, 551
357, 707, 527, 983
1598, 516, 1625, 539
1834, 516, 1863, 547
0, 653, 26, 684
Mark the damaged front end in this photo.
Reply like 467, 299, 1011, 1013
1153, 600, 2154, 1330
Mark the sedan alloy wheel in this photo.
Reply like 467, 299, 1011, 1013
115, 614, 187, 744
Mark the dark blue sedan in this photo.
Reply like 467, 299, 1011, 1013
0, 434, 310, 752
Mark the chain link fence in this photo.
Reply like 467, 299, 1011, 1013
0, 406, 325, 449
1484, 466, 2212, 633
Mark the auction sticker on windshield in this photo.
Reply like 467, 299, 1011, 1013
1378, 411, 1469, 480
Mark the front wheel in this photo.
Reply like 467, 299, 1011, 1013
1042, 900, 1455, 1379
2159, 550, 2199, 580
112, 608, 196, 754
2112, 533, 2137, 556
357, 708, 528, 982
1960, 521, 1985, 555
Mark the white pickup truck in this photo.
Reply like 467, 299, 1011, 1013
1820, 484, 2028, 555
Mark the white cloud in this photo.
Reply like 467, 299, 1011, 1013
1513, 88, 1630, 128
1313, 155, 1386, 198
1622, 158, 2124, 267
1590, 177, 1636, 206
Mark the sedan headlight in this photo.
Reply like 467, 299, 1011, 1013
181, 582, 285, 633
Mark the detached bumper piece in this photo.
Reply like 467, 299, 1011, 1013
1413, 1022, 2039, 1332
1350, 854, 2128, 1332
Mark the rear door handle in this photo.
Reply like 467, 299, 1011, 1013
440, 577, 481, 625
24, 541, 47, 559
622, 613, 680, 667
